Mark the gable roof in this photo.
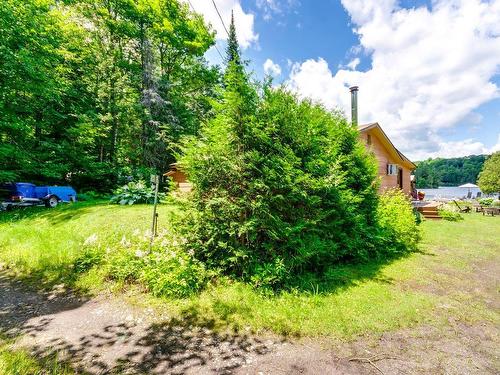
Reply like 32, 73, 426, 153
358, 122, 416, 170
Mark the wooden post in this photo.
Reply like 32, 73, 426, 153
149, 174, 159, 252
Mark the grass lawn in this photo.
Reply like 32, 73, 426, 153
0, 202, 498, 339
0, 334, 74, 375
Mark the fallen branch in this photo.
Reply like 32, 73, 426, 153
348, 354, 400, 375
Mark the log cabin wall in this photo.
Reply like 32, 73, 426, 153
360, 129, 412, 194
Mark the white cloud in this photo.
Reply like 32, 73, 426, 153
346, 57, 360, 70
287, 0, 500, 160
188, 0, 258, 49
263, 58, 282, 76
256, 0, 299, 21
411, 134, 500, 160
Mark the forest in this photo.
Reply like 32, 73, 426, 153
414, 155, 487, 188
0, 0, 219, 191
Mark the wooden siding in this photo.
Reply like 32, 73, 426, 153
360, 130, 412, 194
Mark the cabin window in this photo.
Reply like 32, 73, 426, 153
367, 134, 372, 145
387, 164, 399, 176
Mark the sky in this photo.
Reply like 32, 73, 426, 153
187, 0, 500, 161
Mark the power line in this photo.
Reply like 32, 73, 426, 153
186, 0, 225, 63
211, 0, 229, 37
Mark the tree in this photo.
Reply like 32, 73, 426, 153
225, 11, 240, 65
478, 152, 500, 194
178, 15, 380, 287
414, 155, 487, 188
0, 0, 220, 190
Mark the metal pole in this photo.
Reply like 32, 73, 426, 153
149, 175, 159, 252
349, 86, 359, 127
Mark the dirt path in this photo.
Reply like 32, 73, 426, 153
1, 271, 498, 374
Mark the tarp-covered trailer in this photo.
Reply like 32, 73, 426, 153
0, 183, 77, 210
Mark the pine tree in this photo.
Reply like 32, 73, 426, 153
226, 11, 240, 65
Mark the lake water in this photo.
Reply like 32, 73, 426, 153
419, 186, 483, 200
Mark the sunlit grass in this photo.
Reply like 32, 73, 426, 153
0, 335, 74, 375
0, 202, 178, 288
1, 204, 498, 339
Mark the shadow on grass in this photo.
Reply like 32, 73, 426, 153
0, 272, 276, 374
280, 246, 436, 296
0, 200, 109, 225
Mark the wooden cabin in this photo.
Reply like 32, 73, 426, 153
358, 122, 416, 194
163, 163, 192, 193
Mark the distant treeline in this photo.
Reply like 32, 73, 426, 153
414, 155, 487, 188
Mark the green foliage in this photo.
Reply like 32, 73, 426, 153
414, 155, 487, 188
95, 229, 208, 298
73, 246, 104, 274
377, 189, 420, 254
226, 11, 240, 65
0, 337, 74, 375
179, 52, 385, 287
110, 181, 165, 205
479, 198, 494, 206
1, 204, 499, 339
477, 152, 500, 194
438, 208, 463, 221
0, 0, 219, 190
76, 191, 110, 202
139, 250, 208, 298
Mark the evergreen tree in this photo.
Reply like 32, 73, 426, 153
226, 11, 240, 65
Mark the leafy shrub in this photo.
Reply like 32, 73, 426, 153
77, 191, 110, 202
86, 229, 208, 297
438, 208, 463, 221
479, 198, 493, 206
178, 83, 381, 288
110, 180, 165, 205
377, 189, 419, 255
140, 250, 207, 298
105, 250, 144, 282
412, 207, 423, 225
74, 247, 104, 273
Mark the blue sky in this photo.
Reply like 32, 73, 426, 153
192, 0, 500, 160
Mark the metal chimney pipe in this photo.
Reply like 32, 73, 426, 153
349, 86, 359, 127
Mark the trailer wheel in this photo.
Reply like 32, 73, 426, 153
45, 196, 58, 208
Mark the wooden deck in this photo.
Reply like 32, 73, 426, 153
413, 201, 442, 219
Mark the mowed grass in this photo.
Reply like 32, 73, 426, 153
0, 335, 74, 375
0, 202, 180, 289
0, 203, 499, 339
164, 212, 499, 337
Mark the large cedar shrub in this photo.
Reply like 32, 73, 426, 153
177, 60, 398, 286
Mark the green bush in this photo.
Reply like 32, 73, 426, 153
110, 180, 165, 205
178, 82, 381, 288
140, 250, 207, 298
77, 191, 110, 202
76, 229, 208, 298
73, 247, 104, 273
479, 198, 493, 206
438, 208, 463, 221
377, 189, 420, 255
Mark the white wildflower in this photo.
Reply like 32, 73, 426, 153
83, 233, 98, 246
120, 235, 131, 248
135, 250, 146, 258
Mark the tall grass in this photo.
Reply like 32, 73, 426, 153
1, 204, 498, 339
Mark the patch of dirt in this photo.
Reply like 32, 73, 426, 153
1, 270, 499, 374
